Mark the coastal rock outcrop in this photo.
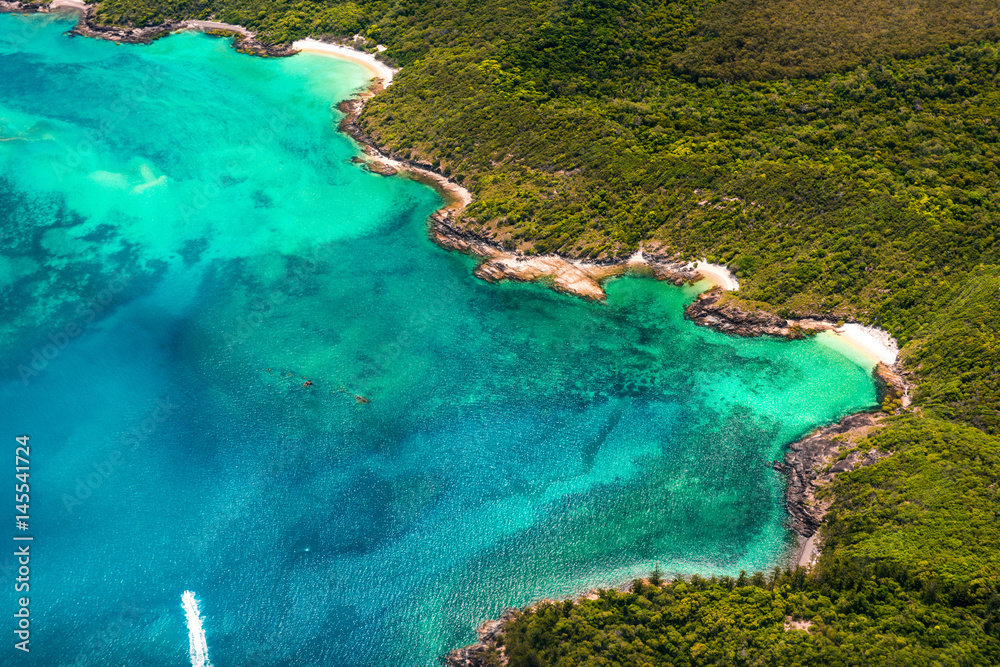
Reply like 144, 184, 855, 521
684, 287, 835, 338
337, 96, 477, 213
69, 17, 181, 44
445, 610, 516, 667
337, 78, 714, 301
1, 1, 295, 55
685, 287, 912, 564
772, 412, 888, 539
874, 361, 909, 406
72, 17, 296, 55
430, 213, 703, 301
444, 409, 898, 663
0, 1, 42, 12
337, 98, 375, 149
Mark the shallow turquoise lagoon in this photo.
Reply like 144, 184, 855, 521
0, 13, 876, 665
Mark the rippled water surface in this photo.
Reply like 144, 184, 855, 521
0, 14, 876, 665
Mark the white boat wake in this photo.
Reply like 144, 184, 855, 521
182, 591, 212, 667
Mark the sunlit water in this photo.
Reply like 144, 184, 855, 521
0, 14, 876, 666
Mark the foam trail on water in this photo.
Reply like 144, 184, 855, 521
182, 591, 212, 667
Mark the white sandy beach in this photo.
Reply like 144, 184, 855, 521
797, 533, 820, 570
684, 256, 898, 368
817, 322, 899, 367
288, 39, 471, 208
693, 259, 740, 291
397, 161, 474, 209
48, 0, 87, 10
292, 38, 396, 87
832, 323, 899, 364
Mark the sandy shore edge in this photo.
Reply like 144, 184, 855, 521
2, 1, 737, 302
297, 23, 904, 665
818, 323, 899, 366
693, 259, 740, 291
292, 38, 397, 86
49, 0, 86, 10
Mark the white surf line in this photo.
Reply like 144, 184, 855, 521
182, 591, 212, 667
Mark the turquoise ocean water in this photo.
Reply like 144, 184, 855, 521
0, 13, 876, 666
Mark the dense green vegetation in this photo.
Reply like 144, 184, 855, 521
673, 0, 1000, 81
822, 417, 1000, 586
90, 0, 372, 42
363, 39, 1000, 342
24, 0, 1000, 662
905, 266, 1000, 434
83, 0, 1000, 341
499, 572, 1000, 666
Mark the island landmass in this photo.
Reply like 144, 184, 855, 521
3, 0, 999, 663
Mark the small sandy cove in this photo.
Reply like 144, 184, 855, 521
48, 0, 87, 9
820, 323, 899, 366
292, 38, 396, 87
693, 259, 740, 291
31, 3, 899, 368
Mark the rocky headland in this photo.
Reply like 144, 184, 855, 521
340, 92, 715, 299
430, 211, 703, 300
774, 413, 888, 538
1, 0, 726, 300
444, 293, 912, 666
0, 2, 296, 55
446, 610, 516, 667
684, 284, 911, 553
685, 286, 838, 338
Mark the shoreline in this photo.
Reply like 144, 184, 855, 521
447, 406, 900, 667
428, 217, 705, 300
686, 288, 901, 370
292, 38, 396, 86
2, 11, 913, 663
693, 259, 740, 291
1, 0, 740, 301
0, 2, 298, 54
816, 322, 899, 367
333, 71, 736, 299
49, 0, 86, 9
